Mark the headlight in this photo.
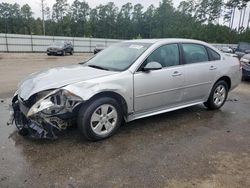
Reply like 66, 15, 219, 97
27, 89, 82, 117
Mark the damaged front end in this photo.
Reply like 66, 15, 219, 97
10, 89, 83, 139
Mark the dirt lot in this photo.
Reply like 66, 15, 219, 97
0, 53, 250, 188
0, 53, 92, 98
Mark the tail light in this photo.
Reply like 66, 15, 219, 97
239, 60, 243, 70
240, 58, 249, 70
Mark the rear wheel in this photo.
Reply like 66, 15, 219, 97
204, 80, 228, 110
70, 50, 74, 55
61, 50, 65, 56
77, 97, 122, 141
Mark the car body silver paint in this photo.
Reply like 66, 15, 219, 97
16, 38, 242, 124
18, 65, 118, 100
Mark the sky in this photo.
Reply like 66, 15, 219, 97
0, 0, 249, 29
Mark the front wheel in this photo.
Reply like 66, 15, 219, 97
204, 80, 228, 110
61, 50, 65, 56
77, 97, 122, 141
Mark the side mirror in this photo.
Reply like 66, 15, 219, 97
143, 62, 162, 72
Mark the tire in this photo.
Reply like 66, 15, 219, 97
61, 50, 65, 56
47, 53, 51, 56
77, 97, 122, 141
70, 50, 74, 55
204, 80, 228, 110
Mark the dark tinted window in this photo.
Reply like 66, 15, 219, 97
237, 42, 250, 52
207, 47, 221, 61
146, 44, 179, 67
182, 44, 209, 64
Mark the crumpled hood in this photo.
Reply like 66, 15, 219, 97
18, 65, 117, 100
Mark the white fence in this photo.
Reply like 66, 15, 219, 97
0, 33, 237, 53
0, 33, 122, 53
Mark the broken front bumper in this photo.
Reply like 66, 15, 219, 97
11, 101, 61, 139
10, 96, 80, 140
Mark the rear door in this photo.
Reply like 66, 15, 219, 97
133, 43, 185, 112
181, 43, 217, 103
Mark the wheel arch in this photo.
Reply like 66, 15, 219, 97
215, 76, 231, 90
86, 91, 128, 117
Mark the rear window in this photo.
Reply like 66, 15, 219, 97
182, 44, 209, 64
207, 47, 221, 61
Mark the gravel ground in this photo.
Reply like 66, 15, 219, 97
0, 53, 250, 188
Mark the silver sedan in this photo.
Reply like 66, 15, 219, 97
10, 39, 242, 141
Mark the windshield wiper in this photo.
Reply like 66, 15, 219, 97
88, 65, 109, 71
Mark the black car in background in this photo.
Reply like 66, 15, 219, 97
47, 41, 74, 56
235, 42, 250, 59
240, 53, 250, 80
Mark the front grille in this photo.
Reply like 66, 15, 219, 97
18, 100, 30, 116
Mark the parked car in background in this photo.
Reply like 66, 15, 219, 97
220, 46, 234, 53
47, 41, 74, 56
94, 44, 105, 54
235, 42, 250, 59
10, 39, 241, 141
240, 54, 250, 80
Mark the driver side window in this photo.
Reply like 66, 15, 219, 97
145, 44, 180, 68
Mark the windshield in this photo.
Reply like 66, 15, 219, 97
51, 41, 64, 46
86, 42, 152, 71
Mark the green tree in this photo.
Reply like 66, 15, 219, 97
20, 4, 33, 34
71, 0, 89, 36
143, 5, 156, 38
132, 4, 144, 37
195, 0, 223, 23
52, 0, 69, 35
117, 3, 133, 39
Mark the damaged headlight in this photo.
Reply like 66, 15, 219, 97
27, 89, 82, 117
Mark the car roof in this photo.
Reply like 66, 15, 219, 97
124, 38, 208, 45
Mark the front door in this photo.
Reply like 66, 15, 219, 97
134, 44, 184, 112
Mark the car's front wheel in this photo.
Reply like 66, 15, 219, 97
61, 50, 65, 56
204, 80, 228, 110
77, 97, 122, 141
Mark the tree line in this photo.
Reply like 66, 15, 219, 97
0, 0, 250, 44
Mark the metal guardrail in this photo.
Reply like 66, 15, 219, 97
0, 33, 122, 53
0, 33, 237, 53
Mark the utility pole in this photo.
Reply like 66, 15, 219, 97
41, 0, 46, 35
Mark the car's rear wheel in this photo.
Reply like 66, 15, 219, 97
70, 50, 74, 55
77, 97, 122, 141
61, 50, 65, 56
204, 80, 228, 110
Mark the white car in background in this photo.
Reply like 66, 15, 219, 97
220, 46, 234, 54
10, 39, 242, 141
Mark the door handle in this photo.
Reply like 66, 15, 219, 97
172, 71, 182, 77
209, 66, 217, 70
